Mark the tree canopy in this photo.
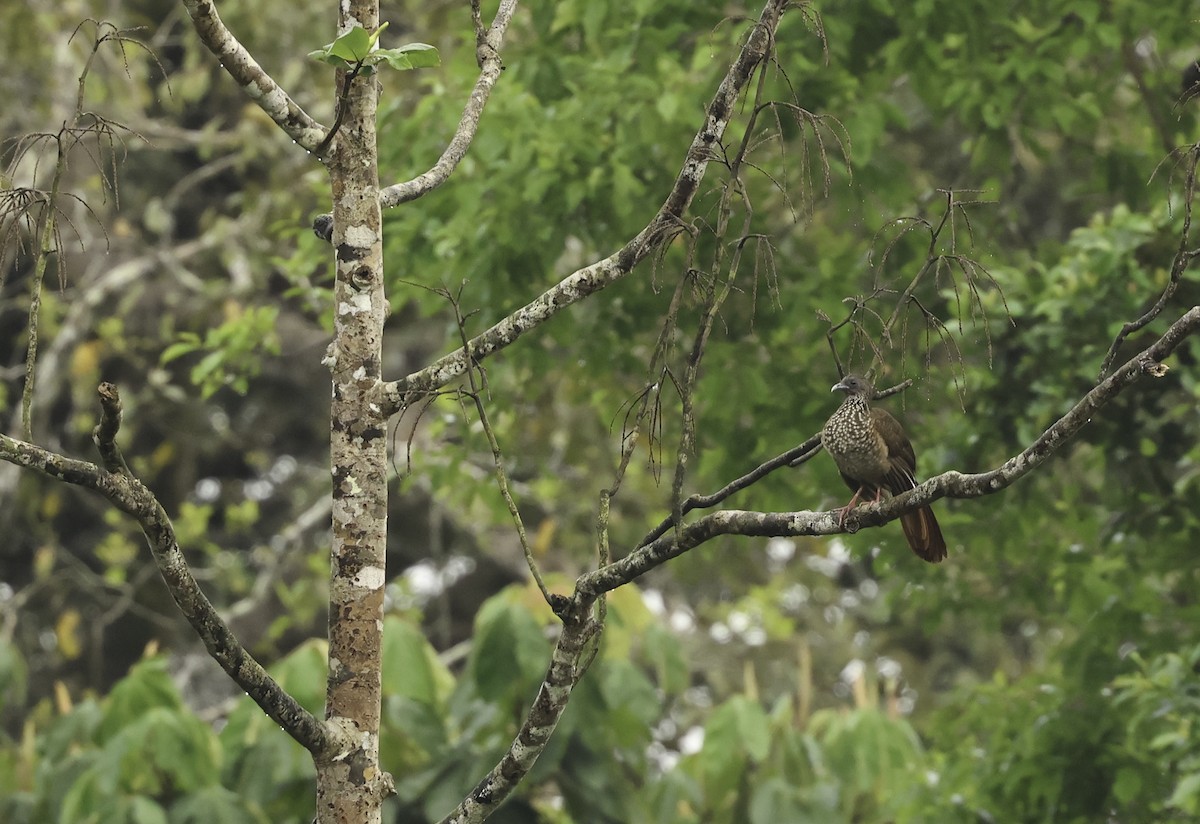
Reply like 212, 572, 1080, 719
2, 1, 1200, 822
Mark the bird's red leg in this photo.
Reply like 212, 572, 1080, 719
835, 485, 885, 528
836, 486, 868, 527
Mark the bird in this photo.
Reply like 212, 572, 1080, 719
821, 374, 947, 563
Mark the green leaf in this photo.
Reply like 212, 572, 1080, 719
1112, 767, 1142, 804
310, 27, 438, 73
128, 796, 169, 824
366, 21, 389, 50
749, 777, 816, 824
169, 786, 267, 824
0, 638, 28, 713
98, 659, 182, 742
468, 596, 548, 701
382, 616, 452, 707
376, 43, 440, 71
306, 50, 351, 70
160, 336, 201, 364
328, 26, 374, 62
1168, 773, 1200, 813
701, 697, 771, 802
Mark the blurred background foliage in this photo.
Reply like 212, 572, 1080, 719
2, 0, 1200, 822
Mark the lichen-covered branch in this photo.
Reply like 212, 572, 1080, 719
180, 0, 327, 151
0, 408, 337, 759
92, 382, 131, 475
572, 305, 1200, 601
379, 0, 518, 207
438, 610, 599, 824
378, 0, 792, 416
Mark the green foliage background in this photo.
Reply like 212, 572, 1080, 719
2, 1, 1200, 822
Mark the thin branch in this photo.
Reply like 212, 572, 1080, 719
573, 305, 1200, 600
450, 288, 552, 605
378, 0, 792, 417
312, 61, 367, 158
668, 35, 773, 538
379, 0, 518, 207
0, 391, 340, 760
1098, 143, 1199, 379
639, 434, 823, 550
180, 0, 327, 152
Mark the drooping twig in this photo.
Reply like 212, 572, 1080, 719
668, 28, 775, 541
15, 23, 141, 441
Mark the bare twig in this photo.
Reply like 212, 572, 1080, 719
379, 0, 518, 206
639, 434, 823, 550
14, 25, 142, 441
92, 382, 131, 475
312, 61, 367, 158
449, 286, 552, 605
668, 30, 774, 539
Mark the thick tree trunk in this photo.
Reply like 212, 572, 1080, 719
316, 2, 390, 821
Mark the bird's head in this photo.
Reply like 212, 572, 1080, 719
830, 374, 874, 396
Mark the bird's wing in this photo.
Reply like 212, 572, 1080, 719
871, 407, 919, 492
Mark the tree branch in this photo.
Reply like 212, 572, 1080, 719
0, 393, 340, 760
379, 0, 518, 207
378, 0, 792, 416
92, 382, 131, 475
573, 305, 1200, 600
180, 0, 328, 152
438, 609, 599, 824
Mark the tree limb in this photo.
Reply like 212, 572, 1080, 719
180, 0, 328, 152
0, 396, 340, 760
378, 0, 792, 416
379, 0, 518, 207
438, 609, 599, 824
573, 305, 1200, 600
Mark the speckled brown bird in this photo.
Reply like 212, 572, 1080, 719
821, 374, 947, 563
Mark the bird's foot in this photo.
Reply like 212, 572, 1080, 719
834, 486, 872, 531
834, 505, 859, 533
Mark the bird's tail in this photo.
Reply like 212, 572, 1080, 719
900, 506, 947, 563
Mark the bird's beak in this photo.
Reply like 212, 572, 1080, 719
831, 380, 849, 393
